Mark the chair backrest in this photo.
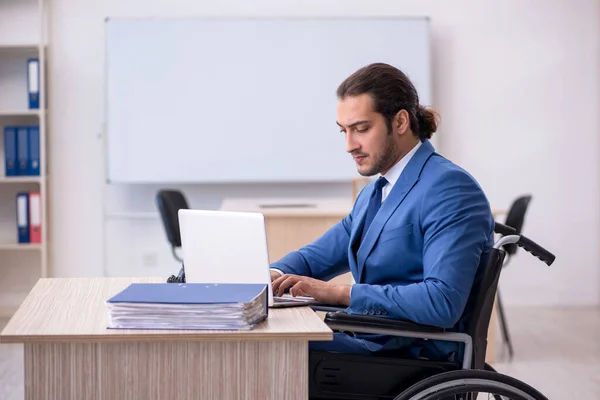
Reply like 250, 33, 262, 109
156, 189, 190, 248
463, 230, 506, 369
502, 195, 532, 256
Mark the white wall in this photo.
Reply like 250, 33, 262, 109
47, 0, 600, 306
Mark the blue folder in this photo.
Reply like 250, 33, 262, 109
16, 127, 29, 175
27, 58, 40, 110
107, 283, 268, 306
4, 126, 17, 176
28, 126, 40, 176
16, 192, 30, 243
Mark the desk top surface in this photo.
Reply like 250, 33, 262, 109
0, 277, 333, 344
220, 197, 353, 217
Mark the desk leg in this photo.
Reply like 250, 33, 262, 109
25, 340, 308, 400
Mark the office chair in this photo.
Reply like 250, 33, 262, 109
309, 222, 554, 400
156, 189, 189, 265
496, 194, 532, 360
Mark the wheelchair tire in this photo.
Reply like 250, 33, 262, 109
393, 369, 549, 400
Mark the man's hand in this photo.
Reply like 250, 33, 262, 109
271, 274, 351, 306
270, 270, 283, 282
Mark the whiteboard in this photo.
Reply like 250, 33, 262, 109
105, 17, 431, 183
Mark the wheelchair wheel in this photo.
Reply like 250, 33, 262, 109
393, 369, 548, 400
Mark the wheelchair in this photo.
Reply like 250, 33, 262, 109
308, 222, 555, 400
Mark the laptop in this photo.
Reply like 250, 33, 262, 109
178, 208, 319, 308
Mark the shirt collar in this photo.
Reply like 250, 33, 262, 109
381, 140, 422, 189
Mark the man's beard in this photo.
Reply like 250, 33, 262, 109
359, 130, 399, 177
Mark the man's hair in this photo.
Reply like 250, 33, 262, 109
336, 63, 439, 140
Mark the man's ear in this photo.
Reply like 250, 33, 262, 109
393, 109, 410, 136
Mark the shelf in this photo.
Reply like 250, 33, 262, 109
0, 0, 48, 323
0, 44, 39, 51
0, 176, 44, 184
0, 243, 42, 251
0, 109, 43, 117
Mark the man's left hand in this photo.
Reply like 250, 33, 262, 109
271, 274, 351, 306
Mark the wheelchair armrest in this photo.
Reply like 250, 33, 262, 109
324, 311, 446, 334
323, 311, 474, 370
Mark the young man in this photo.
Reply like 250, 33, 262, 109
270, 63, 494, 361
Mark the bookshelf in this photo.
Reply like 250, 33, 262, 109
0, 0, 48, 318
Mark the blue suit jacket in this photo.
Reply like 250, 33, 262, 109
271, 140, 494, 359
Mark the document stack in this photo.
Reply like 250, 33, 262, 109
106, 283, 268, 330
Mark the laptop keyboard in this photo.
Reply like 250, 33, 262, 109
274, 294, 314, 303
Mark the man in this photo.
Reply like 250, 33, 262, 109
270, 63, 494, 361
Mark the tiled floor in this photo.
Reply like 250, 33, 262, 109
490, 307, 600, 399
1, 307, 599, 399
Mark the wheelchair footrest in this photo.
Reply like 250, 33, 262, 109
309, 351, 460, 400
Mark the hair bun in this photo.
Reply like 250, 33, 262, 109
415, 105, 439, 139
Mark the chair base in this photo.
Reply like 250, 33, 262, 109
309, 351, 460, 400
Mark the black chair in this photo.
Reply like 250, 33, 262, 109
496, 195, 532, 360
156, 189, 189, 263
501, 195, 533, 263
308, 222, 555, 400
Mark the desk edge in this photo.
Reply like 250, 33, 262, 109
0, 331, 333, 344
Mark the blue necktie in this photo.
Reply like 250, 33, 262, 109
361, 176, 388, 241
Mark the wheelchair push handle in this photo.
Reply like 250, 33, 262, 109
519, 235, 556, 266
494, 222, 556, 266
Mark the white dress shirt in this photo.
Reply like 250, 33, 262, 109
379, 140, 422, 203
271, 140, 423, 280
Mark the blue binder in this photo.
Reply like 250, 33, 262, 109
4, 126, 17, 176
27, 58, 40, 109
16, 192, 30, 243
28, 126, 40, 176
16, 127, 29, 175
107, 283, 268, 306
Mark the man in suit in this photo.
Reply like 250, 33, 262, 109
270, 63, 494, 361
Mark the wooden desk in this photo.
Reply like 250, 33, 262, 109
0, 277, 332, 400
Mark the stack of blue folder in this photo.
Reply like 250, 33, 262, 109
4, 125, 40, 177
106, 283, 269, 330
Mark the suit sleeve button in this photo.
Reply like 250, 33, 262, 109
375, 310, 381, 315
362, 309, 369, 315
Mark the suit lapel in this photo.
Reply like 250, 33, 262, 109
355, 140, 435, 282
